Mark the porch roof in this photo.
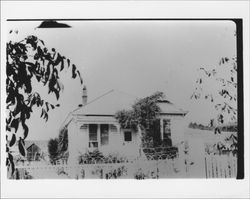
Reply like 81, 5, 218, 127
158, 101, 188, 115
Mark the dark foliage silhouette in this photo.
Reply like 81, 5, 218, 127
6, 32, 83, 175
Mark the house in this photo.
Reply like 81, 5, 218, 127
25, 140, 49, 162
26, 143, 42, 161
63, 87, 188, 168
9, 140, 49, 166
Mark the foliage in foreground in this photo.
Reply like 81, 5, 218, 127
6, 33, 83, 174
191, 56, 238, 154
191, 57, 237, 129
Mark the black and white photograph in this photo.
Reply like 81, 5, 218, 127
1, 1, 249, 198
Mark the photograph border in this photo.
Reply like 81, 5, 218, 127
1, 1, 249, 198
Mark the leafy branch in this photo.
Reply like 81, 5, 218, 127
191, 57, 237, 127
115, 91, 165, 146
6, 33, 83, 175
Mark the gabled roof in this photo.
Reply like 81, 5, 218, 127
73, 89, 187, 117
73, 89, 136, 116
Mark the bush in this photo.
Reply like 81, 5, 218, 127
78, 150, 129, 164
48, 138, 59, 164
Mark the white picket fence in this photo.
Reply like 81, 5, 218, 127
15, 158, 184, 179
204, 154, 237, 178
12, 145, 238, 179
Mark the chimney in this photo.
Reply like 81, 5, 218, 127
82, 85, 87, 106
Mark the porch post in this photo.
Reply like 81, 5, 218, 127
138, 126, 142, 157
97, 124, 101, 147
160, 118, 164, 141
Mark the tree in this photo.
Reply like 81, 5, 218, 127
58, 127, 68, 153
115, 91, 165, 147
191, 56, 237, 132
6, 32, 83, 175
48, 138, 59, 165
191, 56, 238, 157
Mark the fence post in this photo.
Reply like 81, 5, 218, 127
205, 157, 207, 178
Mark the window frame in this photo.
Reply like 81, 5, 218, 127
124, 131, 132, 142
163, 119, 171, 140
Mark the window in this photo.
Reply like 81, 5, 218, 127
89, 124, 98, 148
124, 131, 132, 142
110, 124, 118, 132
80, 124, 88, 130
101, 124, 109, 145
163, 119, 171, 140
163, 119, 172, 146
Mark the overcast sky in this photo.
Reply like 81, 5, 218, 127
7, 20, 236, 140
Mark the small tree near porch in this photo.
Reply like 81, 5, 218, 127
115, 92, 169, 148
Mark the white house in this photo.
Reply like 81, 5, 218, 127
62, 87, 188, 170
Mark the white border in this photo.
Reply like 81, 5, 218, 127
1, 1, 249, 198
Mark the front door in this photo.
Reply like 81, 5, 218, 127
89, 124, 98, 148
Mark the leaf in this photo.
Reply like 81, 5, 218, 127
18, 139, 26, 157
6, 92, 15, 104
8, 152, 13, 162
72, 64, 77, 78
22, 123, 29, 139
40, 108, 44, 118
6, 115, 12, 125
54, 89, 59, 100
8, 153, 15, 175
6, 157, 9, 166
39, 39, 45, 45
54, 53, 62, 66
51, 104, 55, 109
44, 62, 52, 84
48, 75, 56, 94
44, 112, 48, 122
45, 102, 49, 112
60, 60, 64, 71
77, 70, 83, 84
10, 118, 19, 133
9, 134, 16, 147
40, 100, 44, 107
67, 59, 70, 67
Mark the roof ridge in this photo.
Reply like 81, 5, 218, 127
113, 89, 138, 99
69, 89, 115, 116
84, 89, 114, 107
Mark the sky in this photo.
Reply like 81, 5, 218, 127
6, 20, 237, 140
